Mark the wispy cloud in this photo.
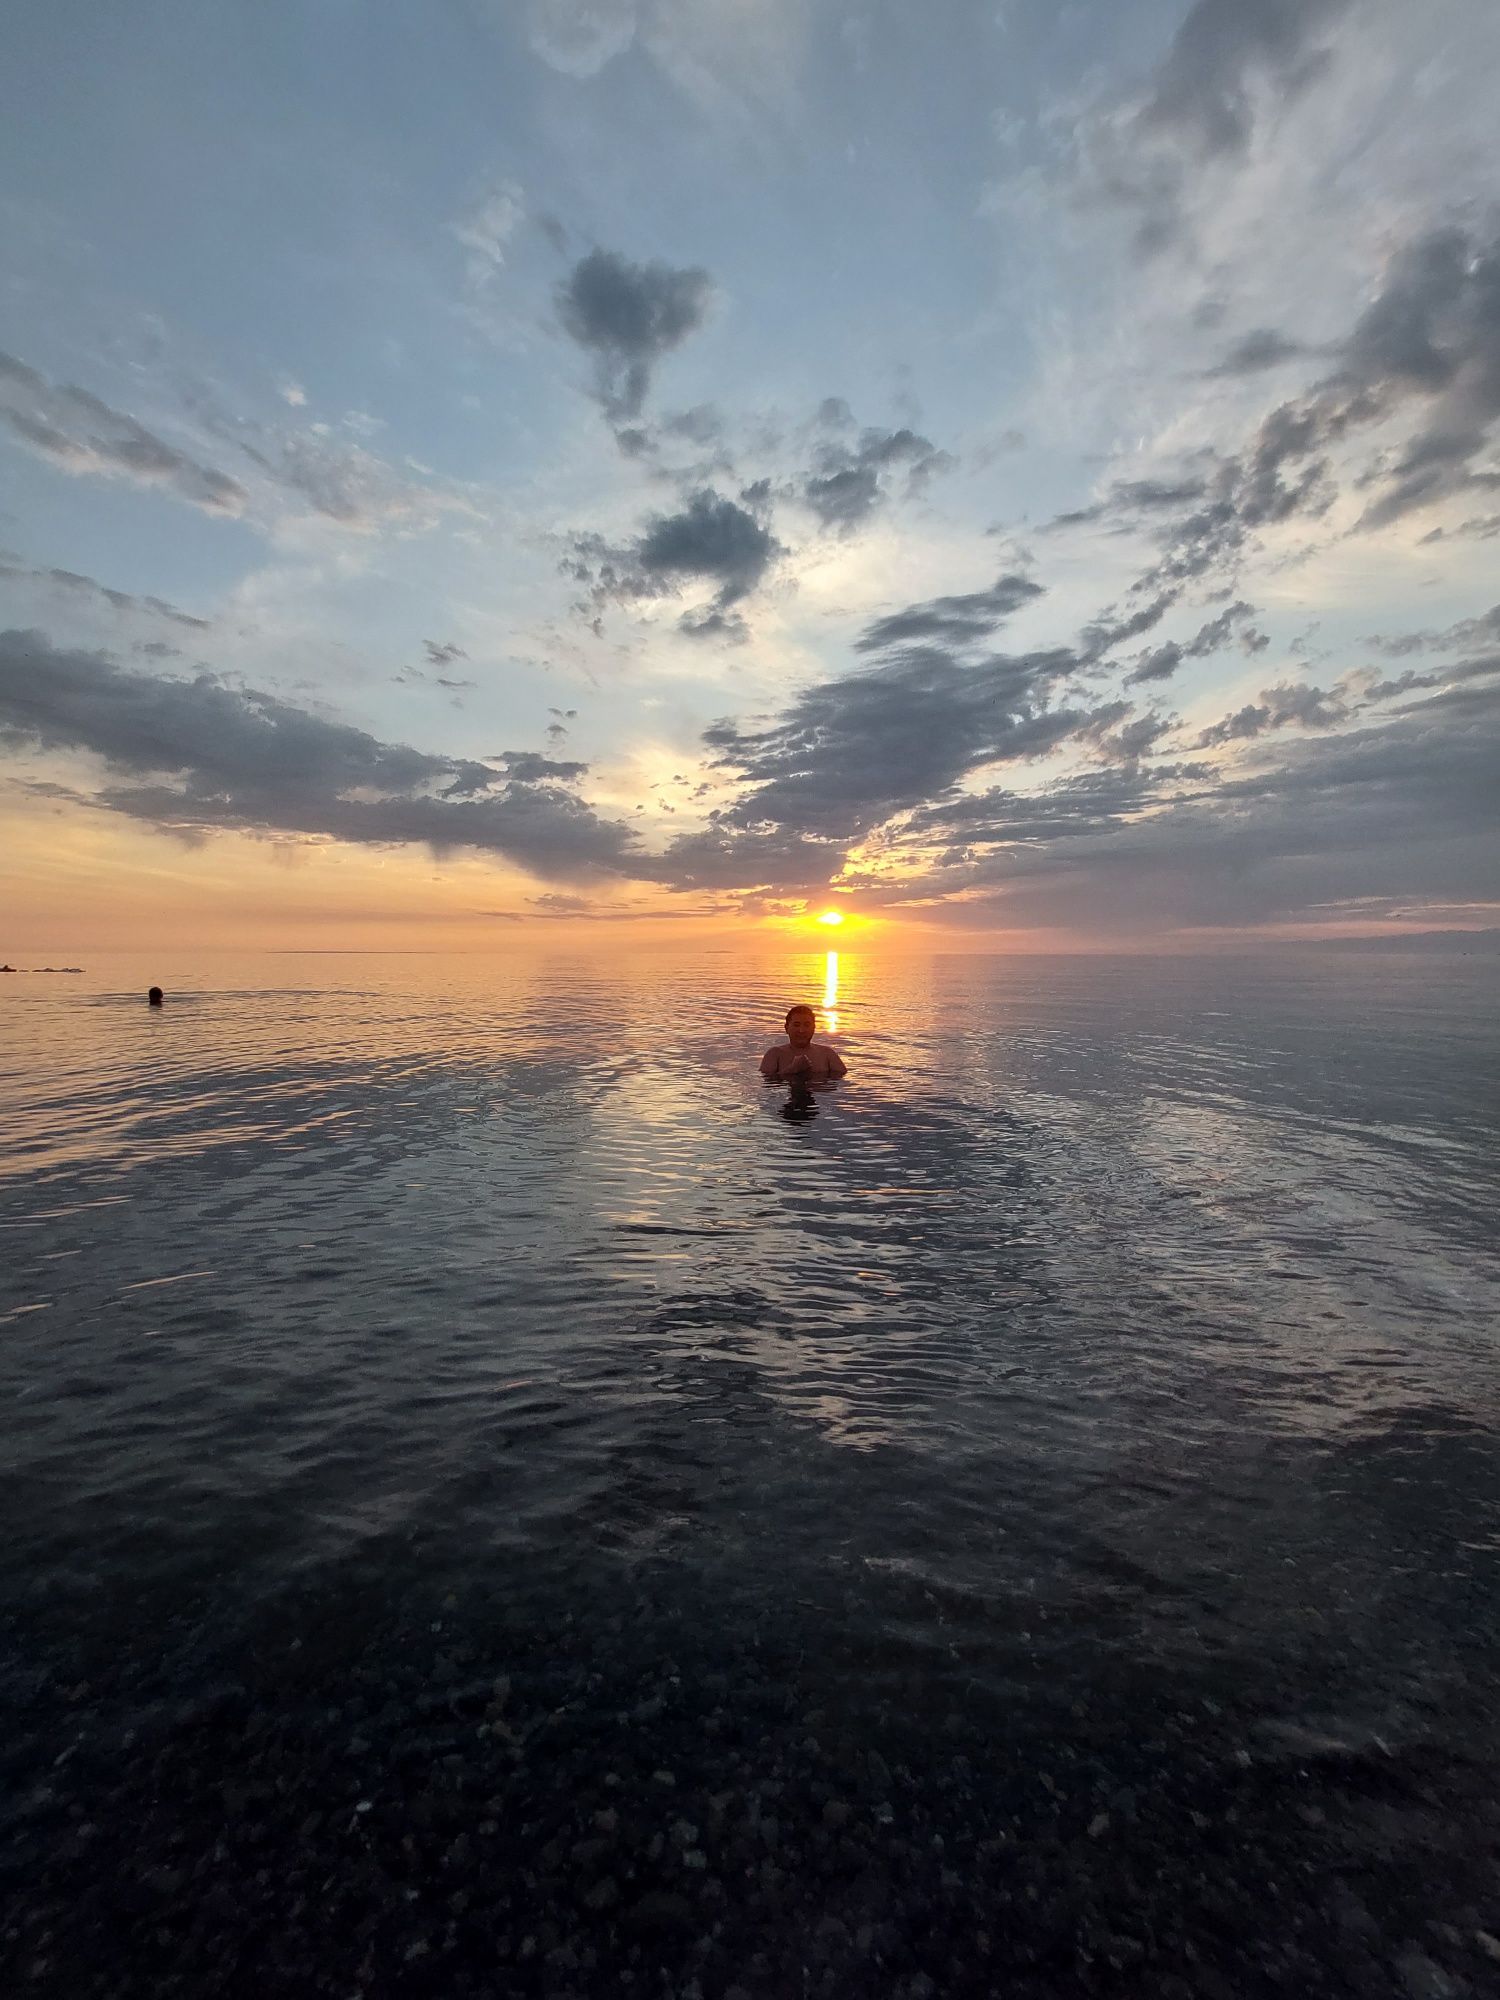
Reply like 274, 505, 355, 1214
0, 351, 248, 516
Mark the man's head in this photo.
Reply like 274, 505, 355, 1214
784, 1004, 816, 1047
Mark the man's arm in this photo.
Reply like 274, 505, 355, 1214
759, 1047, 782, 1077
826, 1048, 848, 1078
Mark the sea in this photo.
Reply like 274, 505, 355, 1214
2, 945, 1497, 1999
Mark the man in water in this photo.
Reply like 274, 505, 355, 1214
760, 1004, 847, 1081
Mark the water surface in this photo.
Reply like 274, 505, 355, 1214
3, 947, 1498, 1997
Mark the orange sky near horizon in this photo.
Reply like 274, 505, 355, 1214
5, 788, 1484, 959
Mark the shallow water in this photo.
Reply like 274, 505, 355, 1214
3, 947, 1498, 1997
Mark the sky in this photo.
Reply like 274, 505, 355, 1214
1, 0, 1497, 952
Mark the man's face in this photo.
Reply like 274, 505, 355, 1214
786, 1010, 815, 1047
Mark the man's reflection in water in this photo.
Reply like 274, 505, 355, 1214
782, 1077, 818, 1122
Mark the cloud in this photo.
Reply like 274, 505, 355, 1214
893, 766, 1207, 871
1049, 478, 1209, 530
851, 669, 1500, 935
1080, 0, 1354, 251
490, 750, 589, 782
1078, 220, 1500, 623
556, 247, 714, 422
1135, 0, 1351, 163
395, 641, 475, 690
1206, 328, 1311, 375
1075, 700, 1175, 765
1334, 224, 1500, 526
0, 351, 474, 539
855, 573, 1044, 653
0, 350, 248, 516
1123, 600, 1262, 683
450, 178, 525, 286
643, 821, 844, 895
0, 630, 635, 880
1078, 591, 1176, 659
1283, 223, 1498, 522
565, 487, 781, 633
799, 424, 950, 530
697, 640, 1081, 851
1367, 604, 1500, 656
1192, 679, 1350, 747
230, 425, 461, 533
524, 0, 638, 77
0, 558, 209, 630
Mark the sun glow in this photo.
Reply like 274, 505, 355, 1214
817, 909, 845, 926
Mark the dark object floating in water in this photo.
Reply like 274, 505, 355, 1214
148, 986, 164, 1007
0, 963, 14, 972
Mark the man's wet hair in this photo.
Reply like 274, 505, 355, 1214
147, 986, 164, 1006
784, 1004, 815, 1026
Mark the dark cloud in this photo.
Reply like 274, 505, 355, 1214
900, 764, 1193, 853
1076, 221, 1500, 634
1079, 591, 1176, 659
494, 750, 589, 783
855, 573, 1043, 653
1083, 0, 1352, 252
850, 673, 1500, 936
1127, 640, 1184, 685
1136, 0, 1351, 163
636, 492, 774, 598
1367, 604, 1500, 659
642, 822, 846, 896
800, 424, 950, 530
1250, 224, 1500, 530
565, 488, 781, 635
1192, 679, 1349, 747
423, 640, 468, 667
0, 558, 209, 629
1075, 701, 1174, 765
698, 643, 1081, 852
661, 404, 724, 447
1207, 328, 1311, 375
1420, 512, 1500, 544
0, 350, 248, 516
0, 630, 634, 880
1048, 476, 1209, 530
1338, 227, 1500, 526
1123, 600, 1261, 683
556, 249, 714, 422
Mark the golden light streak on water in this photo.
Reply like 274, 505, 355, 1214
822, 949, 839, 1032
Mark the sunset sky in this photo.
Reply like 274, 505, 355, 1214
1, 0, 1497, 952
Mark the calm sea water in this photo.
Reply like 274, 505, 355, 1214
3, 947, 1498, 1998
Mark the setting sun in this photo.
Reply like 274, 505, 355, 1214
817, 910, 846, 926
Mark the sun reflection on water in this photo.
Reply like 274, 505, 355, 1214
822, 949, 839, 1032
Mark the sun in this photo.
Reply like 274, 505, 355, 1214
816, 909, 846, 927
